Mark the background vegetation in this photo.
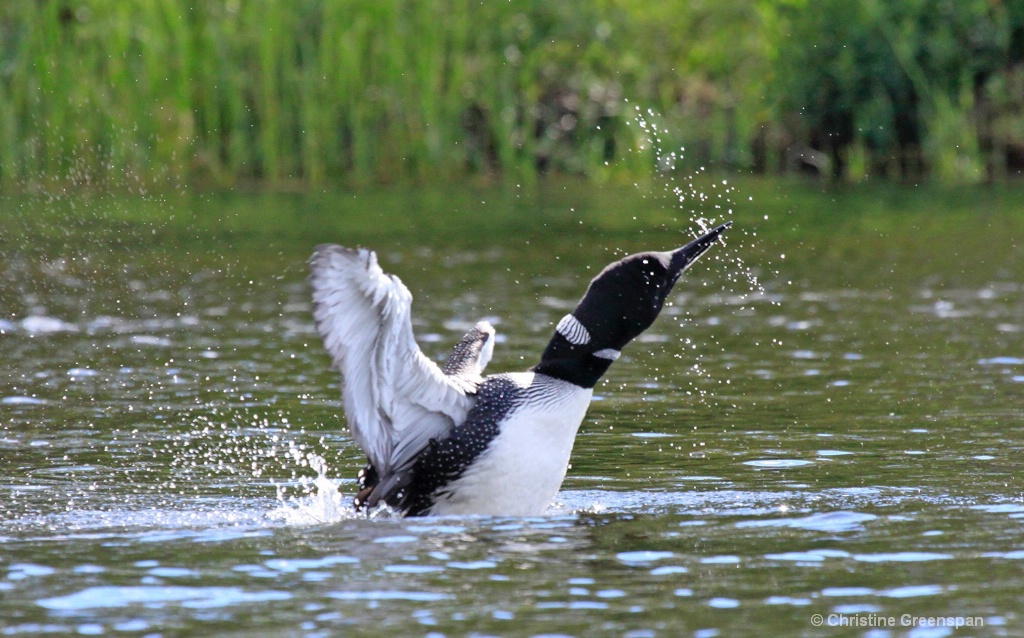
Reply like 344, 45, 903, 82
1, 0, 1023, 189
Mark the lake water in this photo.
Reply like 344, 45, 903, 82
1, 179, 1022, 636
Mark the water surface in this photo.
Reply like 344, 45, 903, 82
2, 180, 1021, 636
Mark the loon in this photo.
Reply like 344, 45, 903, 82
309, 222, 731, 517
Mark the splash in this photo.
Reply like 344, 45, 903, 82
624, 102, 781, 406
627, 102, 770, 297
159, 410, 363, 524
270, 452, 353, 525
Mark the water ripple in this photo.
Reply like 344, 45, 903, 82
38, 586, 292, 610
737, 511, 877, 533
743, 459, 815, 469
852, 552, 953, 563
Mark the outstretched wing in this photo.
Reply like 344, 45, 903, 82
441, 321, 495, 384
309, 245, 485, 475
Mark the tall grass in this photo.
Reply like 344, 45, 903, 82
0, 1, 770, 189
0, 1, 1019, 189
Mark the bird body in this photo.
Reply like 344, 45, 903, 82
309, 223, 730, 516
406, 372, 592, 516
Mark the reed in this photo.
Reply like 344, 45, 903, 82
0, 0, 1018, 190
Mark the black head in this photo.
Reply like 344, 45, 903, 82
533, 222, 731, 388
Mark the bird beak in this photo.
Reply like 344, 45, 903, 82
669, 222, 732, 276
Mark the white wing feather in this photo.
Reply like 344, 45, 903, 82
309, 245, 478, 474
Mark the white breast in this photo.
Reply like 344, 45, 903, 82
426, 372, 593, 516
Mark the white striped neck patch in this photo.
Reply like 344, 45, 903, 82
556, 314, 591, 346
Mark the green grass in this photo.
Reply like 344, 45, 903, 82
0, 1, 1020, 190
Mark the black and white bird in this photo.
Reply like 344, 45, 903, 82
309, 222, 731, 517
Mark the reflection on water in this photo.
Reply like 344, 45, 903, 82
1, 182, 1022, 635
3, 484, 1022, 635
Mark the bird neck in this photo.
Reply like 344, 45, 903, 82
532, 346, 613, 389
